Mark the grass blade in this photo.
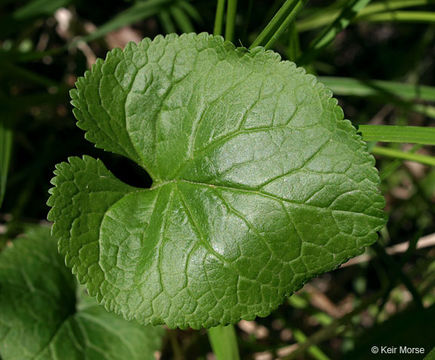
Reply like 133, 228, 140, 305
159, 10, 176, 34
214, 0, 227, 35
0, 47, 66, 63
263, 0, 309, 50
413, 104, 435, 118
359, 125, 435, 145
0, 120, 12, 208
297, 0, 372, 65
225, 0, 238, 41
321, 76, 435, 118
1, 62, 58, 88
208, 325, 240, 360
171, 5, 195, 33
379, 144, 423, 180
287, 22, 301, 61
385, 150, 433, 172
79, 0, 172, 43
293, 329, 331, 360
360, 10, 435, 23
320, 76, 435, 101
13, 0, 72, 20
297, 0, 434, 32
178, 1, 202, 24
250, 0, 299, 48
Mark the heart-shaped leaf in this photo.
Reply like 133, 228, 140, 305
47, 33, 386, 329
0, 227, 163, 360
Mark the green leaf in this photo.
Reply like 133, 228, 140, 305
48, 33, 386, 329
0, 227, 163, 360
425, 347, 435, 360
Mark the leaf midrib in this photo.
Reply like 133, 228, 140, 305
32, 314, 74, 360
148, 178, 381, 220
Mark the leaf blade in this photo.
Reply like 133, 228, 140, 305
0, 227, 164, 360
48, 33, 387, 329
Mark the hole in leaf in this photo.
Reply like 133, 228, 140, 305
100, 153, 153, 189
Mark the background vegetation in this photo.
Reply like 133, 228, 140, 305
0, 0, 434, 359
